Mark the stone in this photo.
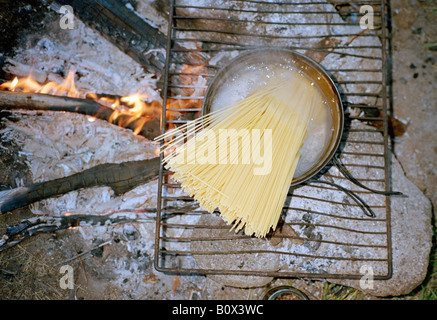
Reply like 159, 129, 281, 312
189, 121, 433, 295
191, 214, 280, 288
331, 152, 433, 296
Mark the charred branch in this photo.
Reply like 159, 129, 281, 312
56, 0, 168, 77
0, 209, 157, 252
56, 0, 208, 81
0, 157, 162, 215
0, 90, 161, 139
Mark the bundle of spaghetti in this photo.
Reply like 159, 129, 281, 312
156, 74, 319, 237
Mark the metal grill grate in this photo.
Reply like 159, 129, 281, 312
155, 0, 393, 280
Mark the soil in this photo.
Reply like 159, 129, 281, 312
389, 0, 437, 219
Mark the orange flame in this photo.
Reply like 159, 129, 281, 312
166, 64, 208, 130
1, 69, 81, 98
0, 68, 162, 135
0, 64, 207, 137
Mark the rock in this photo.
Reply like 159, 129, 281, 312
392, 7, 418, 30
190, 120, 433, 295
191, 214, 280, 288
91, 238, 105, 258
331, 152, 433, 296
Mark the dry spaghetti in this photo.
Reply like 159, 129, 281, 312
156, 73, 321, 238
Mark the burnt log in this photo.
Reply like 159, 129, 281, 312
56, 0, 208, 80
0, 157, 162, 215
56, 0, 167, 76
0, 90, 161, 139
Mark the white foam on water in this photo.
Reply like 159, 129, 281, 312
210, 61, 333, 178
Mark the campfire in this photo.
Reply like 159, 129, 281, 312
0, 62, 209, 232
0, 63, 207, 137
1, 0, 430, 301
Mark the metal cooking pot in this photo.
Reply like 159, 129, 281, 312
202, 48, 344, 186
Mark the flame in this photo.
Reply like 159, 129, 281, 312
168, 64, 207, 110
0, 68, 161, 135
9, 77, 18, 90
166, 64, 207, 129
0, 64, 207, 137
1, 69, 82, 98
106, 94, 162, 135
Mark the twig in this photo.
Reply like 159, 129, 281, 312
0, 157, 162, 214
0, 209, 157, 252
0, 90, 161, 140
36, 280, 63, 299
54, 240, 112, 267
0, 268, 17, 275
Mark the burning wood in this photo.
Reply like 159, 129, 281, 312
0, 90, 161, 140
0, 59, 208, 138
0, 46, 207, 222
0, 65, 169, 222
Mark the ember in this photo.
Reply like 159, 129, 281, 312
0, 63, 206, 137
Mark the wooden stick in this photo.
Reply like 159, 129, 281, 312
53, 240, 112, 267
55, 0, 207, 80
0, 209, 157, 252
56, 0, 167, 76
0, 90, 161, 139
0, 157, 162, 215
0, 89, 108, 111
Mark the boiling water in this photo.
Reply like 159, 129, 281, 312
210, 63, 333, 178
